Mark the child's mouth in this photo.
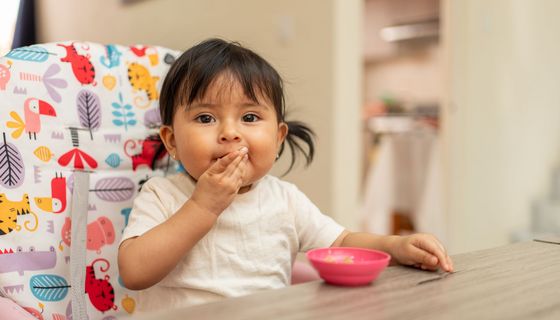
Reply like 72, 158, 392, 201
215, 147, 249, 161
214, 154, 228, 162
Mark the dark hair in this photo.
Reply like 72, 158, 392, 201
158, 38, 315, 173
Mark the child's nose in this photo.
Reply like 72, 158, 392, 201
219, 122, 241, 142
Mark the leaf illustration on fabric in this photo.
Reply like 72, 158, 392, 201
0, 132, 25, 188
33, 146, 55, 162
105, 153, 122, 168
92, 177, 135, 202
143, 108, 161, 128
77, 89, 102, 139
43, 64, 68, 103
30, 274, 70, 301
58, 148, 98, 170
6, 46, 51, 62
112, 92, 136, 131
6, 111, 25, 139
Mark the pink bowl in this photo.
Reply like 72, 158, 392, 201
306, 247, 391, 286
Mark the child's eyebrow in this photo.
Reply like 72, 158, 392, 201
240, 102, 268, 108
189, 101, 271, 110
189, 103, 216, 109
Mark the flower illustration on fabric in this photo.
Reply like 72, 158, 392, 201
43, 64, 68, 103
18, 64, 68, 103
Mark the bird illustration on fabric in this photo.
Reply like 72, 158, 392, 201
6, 97, 57, 140
34, 173, 67, 214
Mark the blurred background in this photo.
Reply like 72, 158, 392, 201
3, 0, 560, 254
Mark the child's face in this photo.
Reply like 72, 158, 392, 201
162, 74, 288, 188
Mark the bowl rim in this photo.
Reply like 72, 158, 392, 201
306, 247, 391, 266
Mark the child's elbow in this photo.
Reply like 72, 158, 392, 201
119, 269, 144, 291
119, 266, 155, 291
118, 248, 150, 290
118, 263, 139, 290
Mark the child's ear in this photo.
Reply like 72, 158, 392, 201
277, 122, 288, 145
159, 125, 176, 156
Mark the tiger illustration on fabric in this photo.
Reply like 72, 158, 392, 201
0, 193, 37, 235
127, 62, 160, 105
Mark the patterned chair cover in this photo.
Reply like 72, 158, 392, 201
0, 41, 179, 319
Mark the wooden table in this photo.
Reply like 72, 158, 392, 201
135, 238, 560, 320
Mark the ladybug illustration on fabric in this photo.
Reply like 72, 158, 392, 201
58, 43, 96, 85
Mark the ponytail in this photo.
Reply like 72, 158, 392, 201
278, 121, 315, 175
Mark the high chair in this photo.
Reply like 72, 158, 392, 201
0, 41, 316, 319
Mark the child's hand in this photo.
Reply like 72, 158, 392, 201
190, 147, 248, 216
390, 233, 454, 272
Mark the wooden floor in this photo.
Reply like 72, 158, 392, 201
134, 238, 560, 320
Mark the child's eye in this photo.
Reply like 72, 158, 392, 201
242, 114, 259, 122
195, 114, 215, 123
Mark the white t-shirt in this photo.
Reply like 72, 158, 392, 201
120, 173, 344, 312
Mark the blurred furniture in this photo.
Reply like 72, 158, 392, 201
134, 238, 560, 320
513, 167, 560, 242
361, 115, 446, 240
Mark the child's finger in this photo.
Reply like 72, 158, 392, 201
434, 243, 453, 272
234, 155, 248, 184
417, 263, 438, 271
209, 147, 247, 174
435, 245, 454, 272
223, 149, 248, 178
446, 255, 454, 272
223, 154, 245, 179
409, 246, 439, 268
417, 239, 452, 272
208, 151, 241, 174
434, 240, 446, 255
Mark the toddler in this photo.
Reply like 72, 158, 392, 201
118, 38, 453, 312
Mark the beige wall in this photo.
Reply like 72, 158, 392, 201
37, 0, 363, 228
443, 0, 560, 253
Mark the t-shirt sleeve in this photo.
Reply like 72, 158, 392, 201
120, 178, 171, 245
289, 184, 345, 252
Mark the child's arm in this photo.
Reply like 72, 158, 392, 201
331, 231, 454, 272
118, 149, 248, 290
118, 200, 217, 290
